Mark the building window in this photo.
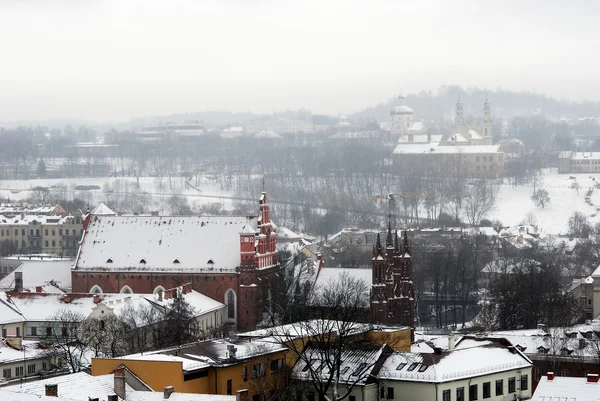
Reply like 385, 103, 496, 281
66, 229, 69, 235
1, 328, 6, 337
226, 379, 232, 395
252, 363, 265, 379
469, 384, 478, 400
42, 362, 47, 371
442, 389, 450, 401
495, 379, 503, 395
59, 229, 62, 235
508, 377, 516, 393
242, 366, 247, 382
27, 364, 36, 375
520, 374, 528, 391
52, 240, 55, 247
387, 387, 395, 399
270, 358, 283, 374
52, 230, 55, 236
44, 229, 48, 236
15, 366, 23, 377
349, 397, 356, 401
45, 240, 49, 247
16, 327, 20, 337
456, 386, 464, 401
226, 290, 235, 319
482, 382, 490, 398
2, 368, 11, 378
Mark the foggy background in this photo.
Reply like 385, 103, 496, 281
1, 0, 600, 123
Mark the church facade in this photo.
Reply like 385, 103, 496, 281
71, 192, 280, 331
371, 228, 415, 341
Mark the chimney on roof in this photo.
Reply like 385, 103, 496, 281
61, 295, 72, 304
14, 271, 23, 292
36, 286, 43, 293
45, 384, 58, 397
587, 373, 599, 383
448, 332, 455, 351
547, 372, 555, 381
89, 398, 99, 401
236, 389, 249, 401
113, 367, 126, 400
164, 386, 175, 399
107, 395, 118, 401
317, 253, 324, 268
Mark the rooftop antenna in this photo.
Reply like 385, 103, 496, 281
262, 176, 265, 192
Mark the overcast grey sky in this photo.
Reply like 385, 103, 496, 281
1, 0, 599, 122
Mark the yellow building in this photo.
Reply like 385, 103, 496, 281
92, 337, 288, 400
0, 213, 83, 256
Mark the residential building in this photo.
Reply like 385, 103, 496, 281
569, 275, 595, 322
489, 324, 600, 389
1, 369, 240, 401
92, 337, 287, 399
72, 192, 281, 331
0, 284, 226, 346
0, 257, 73, 289
377, 337, 533, 401
0, 212, 83, 257
0, 338, 55, 382
558, 151, 600, 173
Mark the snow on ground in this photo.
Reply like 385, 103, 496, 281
0, 176, 238, 210
490, 168, 600, 235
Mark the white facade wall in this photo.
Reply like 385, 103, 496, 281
380, 367, 532, 401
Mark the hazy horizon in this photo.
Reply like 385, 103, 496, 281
1, 0, 599, 123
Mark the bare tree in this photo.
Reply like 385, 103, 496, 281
531, 189, 550, 209
43, 309, 90, 372
463, 179, 498, 226
272, 273, 388, 401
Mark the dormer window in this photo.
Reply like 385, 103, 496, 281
207, 259, 214, 265
106, 258, 113, 263
173, 259, 180, 264
140, 258, 146, 264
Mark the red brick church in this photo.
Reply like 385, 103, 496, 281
371, 226, 415, 340
72, 192, 279, 331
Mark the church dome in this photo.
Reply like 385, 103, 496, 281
390, 105, 414, 116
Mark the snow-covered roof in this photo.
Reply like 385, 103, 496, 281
3, 372, 136, 401
120, 337, 287, 369
253, 130, 282, 139
76, 215, 258, 272
0, 259, 73, 291
378, 341, 531, 383
393, 143, 501, 155
390, 105, 414, 116
0, 339, 50, 364
592, 264, 600, 278
482, 257, 541, 274
92, 202, 116, 216
239, 319, 370, 341
533, 375, 600, 401
292, 343, 385, 385
447, 133, 470, 143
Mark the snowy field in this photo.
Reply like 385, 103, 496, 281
489, 168, 600, 235
1, 169, 598, 235
0, 176, 239, 210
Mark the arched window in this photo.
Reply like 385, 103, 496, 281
89, 285, 103, 294
120, 285, 133, 294
225, 289, 236, 319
